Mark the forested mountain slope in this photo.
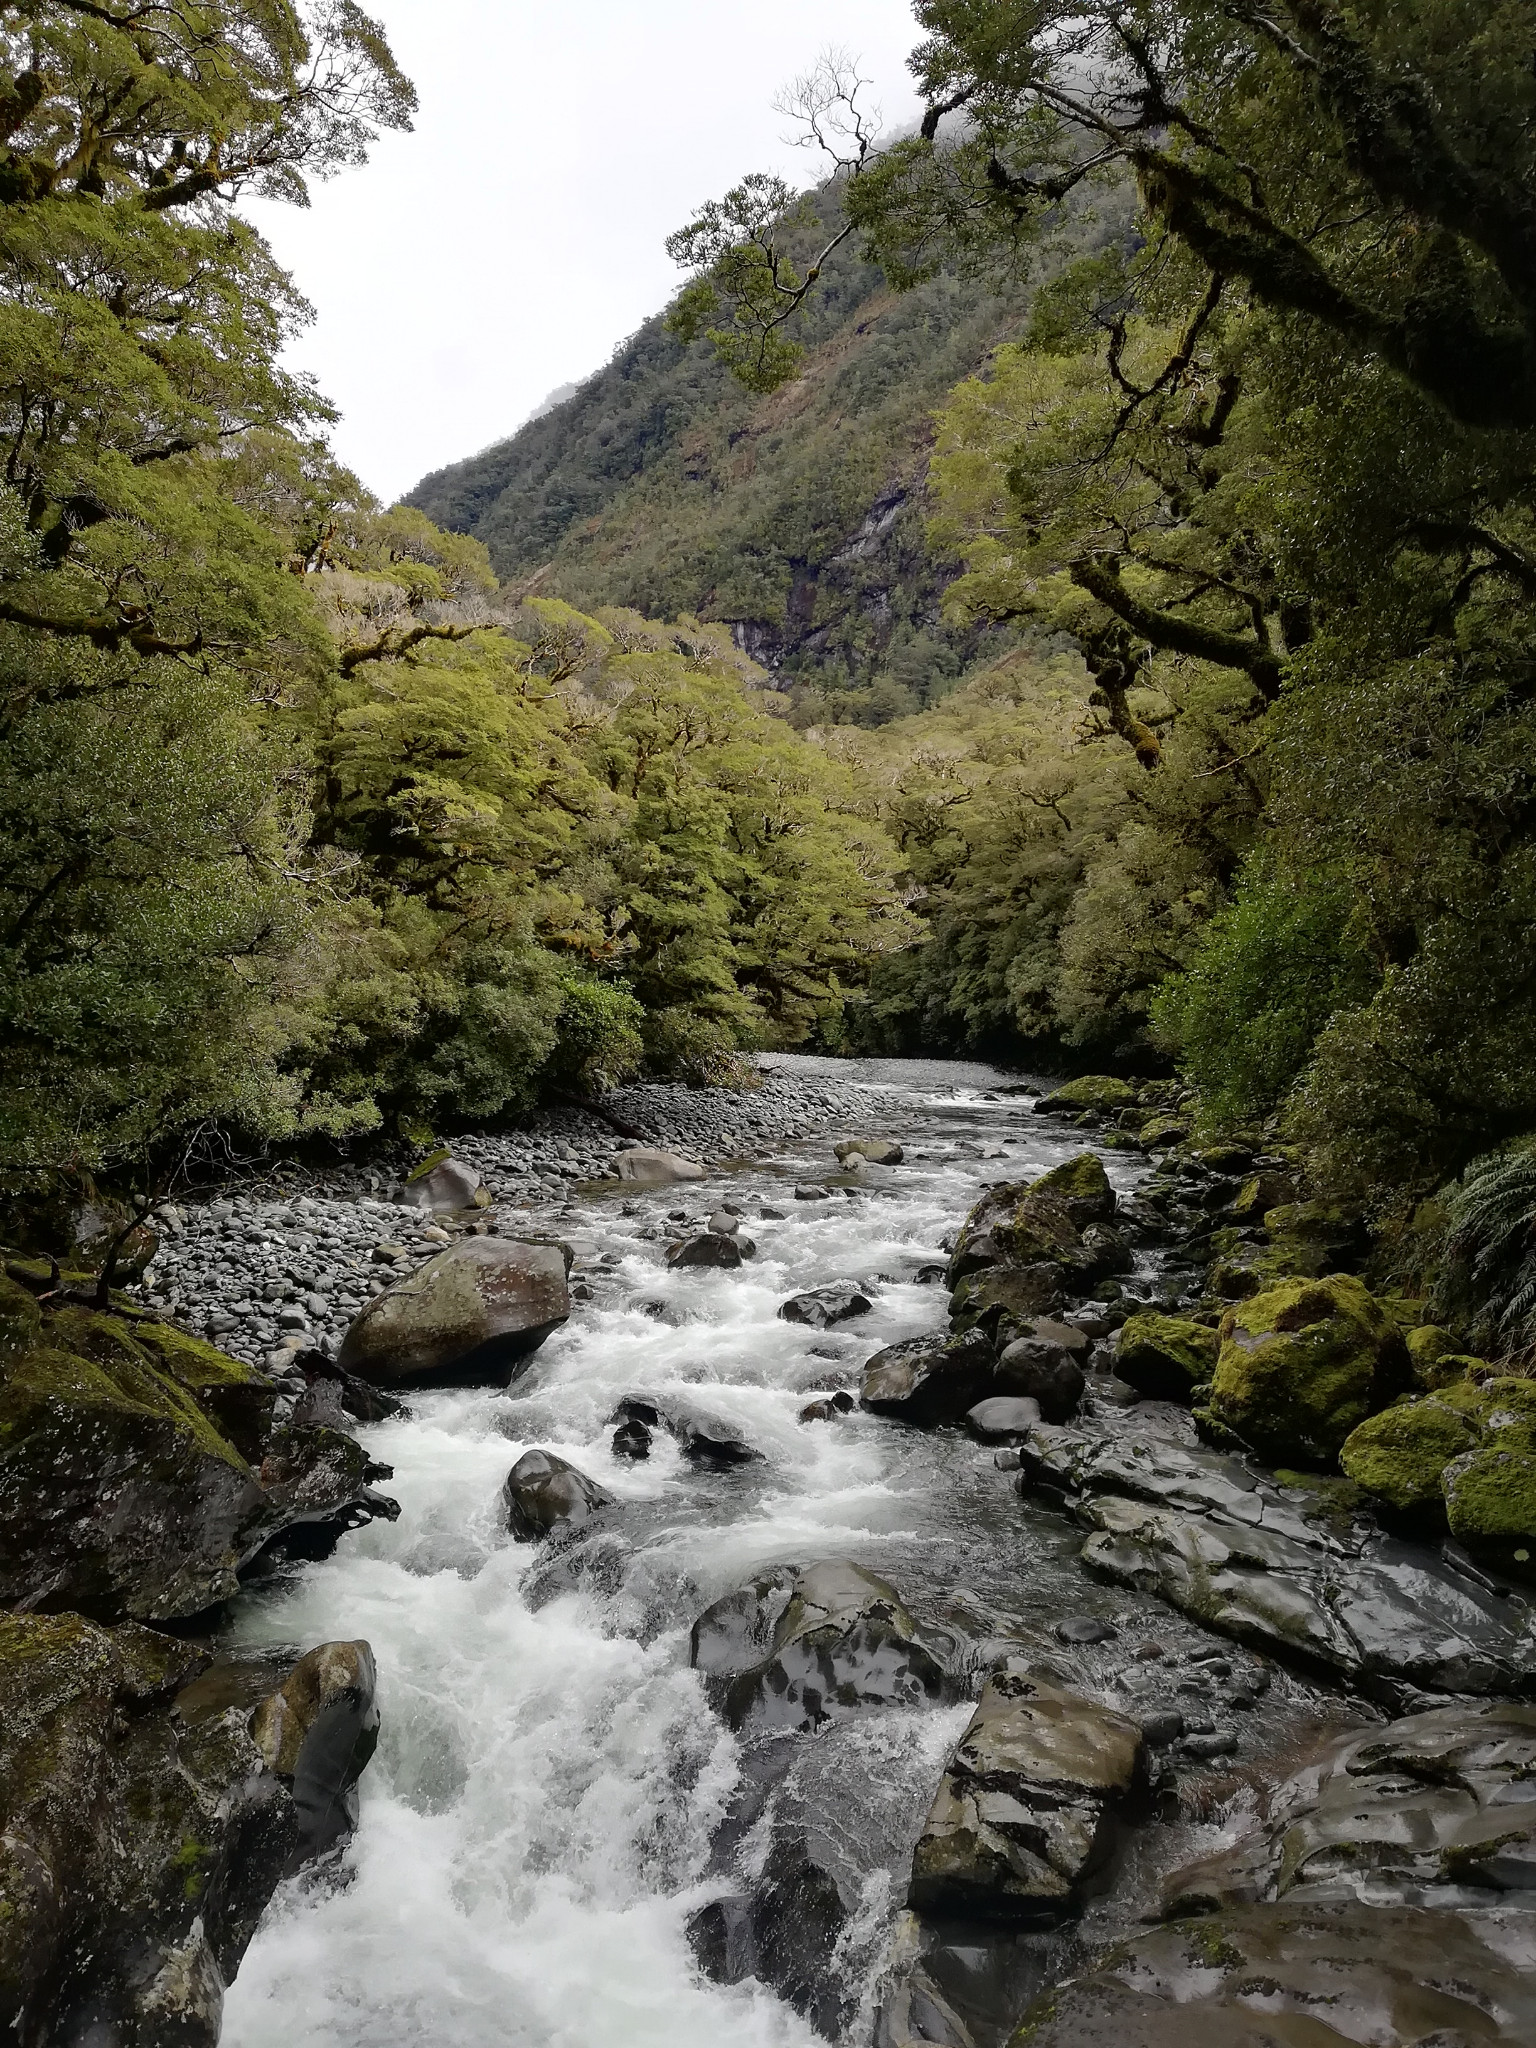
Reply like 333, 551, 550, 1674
405, 211, 1049, 722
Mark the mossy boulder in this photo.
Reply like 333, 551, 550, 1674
0, 1276, 392, 1622
1033, 1076, 1137, 1116
1340, 1398, 1482, 1516
946, 1153, 1117, 1296
1114, 1314, 1219, 1403
0, 1613, 377, 2045
1137, 1114, 1189, 1149
1201, 1274, 1409, 1467
1228, 1171, 1298, 1220
1443, 1447, 1536, 1578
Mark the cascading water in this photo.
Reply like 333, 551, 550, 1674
214, 1060, 1261, 2047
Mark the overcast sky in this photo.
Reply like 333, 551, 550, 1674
243, 1, 922, 505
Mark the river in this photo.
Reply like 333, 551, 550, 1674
217, 1056, 1332, 2048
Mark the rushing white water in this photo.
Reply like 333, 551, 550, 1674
221, 1061, 1144, 2048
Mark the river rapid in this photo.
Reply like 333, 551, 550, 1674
217, 1057, 1337, 2048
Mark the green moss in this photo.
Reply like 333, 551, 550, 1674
0, 1336, 249, 1473
1205, 1274, 1406, 1466
1339, 1398, 1480, 1513
0, 1274, 41, 1367
1032, 1151, 1115, 1210
1138, 1114, 1189, 1148
1262, 1200, 1359, 1242
1037, 1076, 1136, 1113
405, 1145, 451, 1183
1443, 1447, 1536, 1561
1115, 1313, 1219, 1401
1229, 1172, 1297, 1219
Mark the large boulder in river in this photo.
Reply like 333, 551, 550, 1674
1200, 1274, 1408, 1466
667, 1232, 751, 1270
994, 1325, 1086, 1420
611, 1146, 705, 1183
0, 1275, 394, 1622
860, 1327, 997, 1426
503, 1447, 615, 1541
0, 1614, 378, 2048
946, 1154, 1118, 1296
691, 1560, 949, 1734
338, 1236, 569, 1386
908, 1669, 1143, 1921
1006, 1903, 1536, 2046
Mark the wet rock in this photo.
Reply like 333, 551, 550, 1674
338, 1237, 570, 1387
948, 1264, 1066, 1339
1201, 1274, 1409, 1466
707, 1209, 741, 1236
611, 1146, 705, 1183
0, 1279, 392, 1623
994, 1332, 1085, 1421
779, 1282, 873, 1329
799, 1392, 856, 1423
1114, 1313, 1219, 1403
860, 1328, 998, 1426
1008, 1902, 1536, 2045
966, 1396, 1043, 1442
402, 1154, 487, 1212
1161, 1700, 1536, 1916
503, 1448, 616, 1542
1054, 1615, 1116, 1644
609, 1392, 762, 1466
835, 1138, 904, 1165
795, 1183, 832, 1201
667, 1232, 745, 1270
0, 1614, 378, 2048
611, 1416, 651, 1460
908, 1669, 1144, 1920
691, 1560, 949, 1734
872, 1913, 979, 2048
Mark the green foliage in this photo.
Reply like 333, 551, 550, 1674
1442, 1148, 1536, 1355
1152, 867, 1377, 1126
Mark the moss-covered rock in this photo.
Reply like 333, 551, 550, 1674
1228, 1172, 1298, 1220
0, 1287, 393, 1622
1339, 1398, 1482, 1515
1114, 1314, 1219, 1403
1443, 1446, 1536, 1579
1137, 1114, 1189, 1149
946, 1153, 1117, 1297
1033, 1076, 1137, 1116
1201, 1274, 1409, 1467
0, 1613, 378, 2045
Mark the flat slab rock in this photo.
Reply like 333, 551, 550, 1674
1161, 1700, 1536, 1915
1008, 1901, 1536, 2046
1017, 1417, 1536, 1700
909, 1669, 1144, 1921
690, 1559, 949, 1734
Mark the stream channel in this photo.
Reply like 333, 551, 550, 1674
217, 1056, 1357, 2048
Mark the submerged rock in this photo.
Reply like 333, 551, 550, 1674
0, 1614, 378, 2048
908, 1669, 1144, 1922
609, 1392, 761, 1466
503, 1447, 616, 1542
1008, 1902, 1536, 2045
1201, 1274, 1408, 1465
0, 1276, 393, 1623
691, 1559, 949, 1734
338, 1237, 570, 1387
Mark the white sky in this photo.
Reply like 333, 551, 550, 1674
243, 1, 923, 505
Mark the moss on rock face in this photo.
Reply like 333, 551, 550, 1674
1340, 1399, 1481, 1514
1115, 1315, 1219, 1403
1034, 1076, 1137, 1115
1202, 1274, 1408, 1467
1443, 1447, 1536, 1578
